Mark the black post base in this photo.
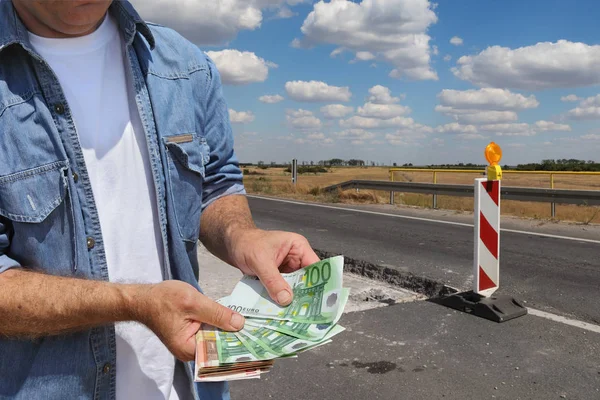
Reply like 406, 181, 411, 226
438, 291, 528, 323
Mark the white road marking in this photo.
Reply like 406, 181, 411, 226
248, 195, 600, 245
499, 228, 600, 244
528, 308, 600, 334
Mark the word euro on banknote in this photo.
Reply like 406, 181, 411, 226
226, 256, 344, 324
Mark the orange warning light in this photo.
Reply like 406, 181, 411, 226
485, 142, 503, 166
485, 142, 503, 180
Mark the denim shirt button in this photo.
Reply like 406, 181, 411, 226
86, 237, 95, 249
102, 363, 111, 374
54, 103, 65, 115
72, 172, 79, 182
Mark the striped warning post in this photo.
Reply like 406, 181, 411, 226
473, 178, 500, 297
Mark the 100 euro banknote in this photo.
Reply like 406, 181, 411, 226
243, 288, 350, 341
240, 323, 346, 358
226, 256, 344, 324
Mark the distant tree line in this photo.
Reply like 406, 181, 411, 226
515, 159, 600, 172
401, 163, 487, 170
241, 158, 600, 172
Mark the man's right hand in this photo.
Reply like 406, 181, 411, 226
132, 281, 245, 362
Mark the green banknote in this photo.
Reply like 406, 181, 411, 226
243, 288, 350, 341
226, 256, 345, 324
232, 330, 279, 361
240, 321, 346, 357
196, 324, 276, 367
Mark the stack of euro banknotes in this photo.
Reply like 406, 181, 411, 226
195, 256, 349, 382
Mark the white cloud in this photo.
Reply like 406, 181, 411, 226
558, 137, 580, 143
580, 95, 600, 107
354, 51, 376, 61
285, 80, 352, 102
561, 94, 581, 102
286, 109, 322, 129
321, 104, 354, 119
296, 0, 439, 81
453, 40, 600, 90
567, 107, 600, 120
259, 94, 285, 104
443, 54, 452, 62
340, 115, 431, 130
330, 47, 345, 57
357, 103, 411, 119
566, 94, 600, 119
385, 130, 428, 145
437, 88, 539, 111
534, 120, 571, 132
339, 116, 383, 129
132, 0, 309, 45
458, 111, 518, 125
436, 120, 571, 137
335, 129, 377, 141
274, 6, 295, 19
450, 36, 463, 46
435, 107, 518, 124
206, 50, 276, 85
436, 123, 478, 134
458, 133, 487, 140
291, 38, 303, 48
367, 85, 403, 104
289, 131, 334, 145
582, 134, 600, 140
229, 109, 255, 123
435, 88, 538, 125
479, 123, 536, 136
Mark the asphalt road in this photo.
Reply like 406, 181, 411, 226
232, 302, 600, 400
247, 196, 600, 324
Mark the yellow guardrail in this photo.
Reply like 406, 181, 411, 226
388, 168, 600, 189
388, 168, 600, 216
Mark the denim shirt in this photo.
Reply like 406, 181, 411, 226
0, 1, 245, 399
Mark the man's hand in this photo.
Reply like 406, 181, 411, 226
228, 229, 320, 306
132, 280, 245, 361
200, 195, 320, 307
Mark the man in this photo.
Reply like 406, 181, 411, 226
0, 0, 319, 399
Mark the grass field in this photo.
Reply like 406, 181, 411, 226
242, 166, 600, 224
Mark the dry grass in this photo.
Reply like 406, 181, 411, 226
243, 166, 600, 224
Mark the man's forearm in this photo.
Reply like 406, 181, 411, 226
0, 268, 148, 338
199, 194, 256, 265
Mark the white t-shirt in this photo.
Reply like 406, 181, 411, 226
29, 15, 190, 400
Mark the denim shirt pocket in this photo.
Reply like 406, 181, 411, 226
0, 161, 69, 223
0, 160, 77, 274
163, 133, 210, 243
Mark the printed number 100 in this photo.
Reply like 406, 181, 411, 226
309, 262, 331, 286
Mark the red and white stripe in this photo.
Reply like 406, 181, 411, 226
473, 178, 500, 297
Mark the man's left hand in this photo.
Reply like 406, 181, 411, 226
228, 229, 320, 306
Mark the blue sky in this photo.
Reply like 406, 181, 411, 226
132, 0, 600, 165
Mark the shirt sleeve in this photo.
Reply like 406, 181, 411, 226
0, 218, 21, 274
200, 55, 246, 212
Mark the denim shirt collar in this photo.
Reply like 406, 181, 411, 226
0, 0, 155, 54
